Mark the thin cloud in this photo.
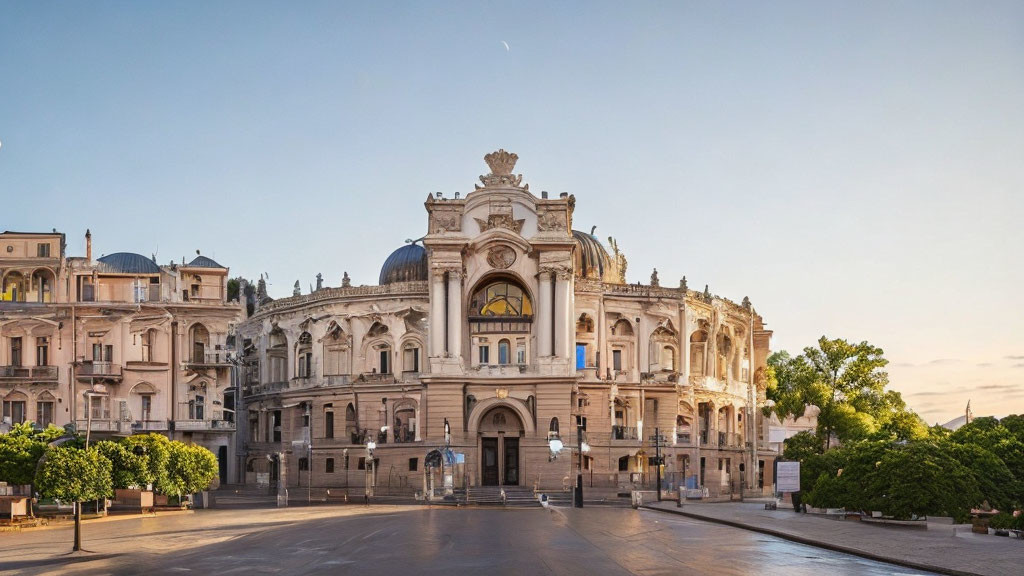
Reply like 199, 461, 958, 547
977, 363, 993, 367
975, 383, 1018, 391
928, 358, 960, 365
1005, 355, 1024, 360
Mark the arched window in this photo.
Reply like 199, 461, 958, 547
611, 319, 633, 336
690, 329, 708, 378
498, 339, 510, 365
548, 417, 560, 439
576, 314, 594, 333
662, 346, 676, 371
345, 403, 357, 442
471, 280, 533, 317
403, 342, 421, 373
296, 332, 312, 378
190, 323, 209, 363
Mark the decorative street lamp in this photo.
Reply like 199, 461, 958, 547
365, 441, 376, 502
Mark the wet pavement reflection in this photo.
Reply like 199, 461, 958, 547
0, 506, 937, 575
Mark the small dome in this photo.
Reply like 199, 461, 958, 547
97, 252, 161, 275
379, 243, 428, 284
572, 230, 611, 280
186, 255, 225, 269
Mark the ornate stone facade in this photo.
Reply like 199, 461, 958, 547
234, 150, 776, 500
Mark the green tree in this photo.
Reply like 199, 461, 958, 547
867, 442, 979, 522
767, 337, 924, 450
164, 442, 218, 500
34, 445, 113, 551
122, 433, 171, 493
0, 422, 70, 486
95, 440, 153, 490
947, 442, 1016, 511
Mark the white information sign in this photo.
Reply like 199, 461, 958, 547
776, 461, 801, 492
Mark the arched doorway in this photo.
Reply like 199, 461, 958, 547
478, 406, 524, 486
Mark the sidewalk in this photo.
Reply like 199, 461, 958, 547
644, 501, 1024, 576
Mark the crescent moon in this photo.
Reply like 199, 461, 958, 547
501, 41, 510, 52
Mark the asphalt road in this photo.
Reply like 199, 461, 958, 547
0, 506, 936, 575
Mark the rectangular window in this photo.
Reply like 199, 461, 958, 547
298, 457, 309, 471
409, 458, 418, 472
105, 345, 113, 362
576, 344, 586, 369
478, 345, 489, 364
141, 395, 152, 421
10, 337, 22, 367
273, 410, 282, 442
36, 337, 49, 366
612, 349, 622, 371
36, 401, 53, 427
326, 458, 335, 473
357, 457, 366, 470
37, 243, 50, 257
379, 349, 390, 374
516, 344, 525, 364
141, 331, 152, 362
325, 410, 334, 438
3, 401, 27, 424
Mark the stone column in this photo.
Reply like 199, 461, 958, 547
554, 269, 571, 361
537, 270, 553, 357
430, 273, 446, 358
447, 270, 463, 359
414, 406, 422, 442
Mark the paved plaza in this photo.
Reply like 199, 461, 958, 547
1, 506, 937, 576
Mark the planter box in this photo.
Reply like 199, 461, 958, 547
113, 489, 154, 512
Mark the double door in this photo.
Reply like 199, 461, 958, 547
482, 436, 519, 486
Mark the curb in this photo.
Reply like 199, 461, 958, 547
10, 509, 195, 532
641, 505, 981, 576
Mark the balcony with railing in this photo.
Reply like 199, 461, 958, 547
472, 364, 529, 376
611, 425, 638, 441
173, 419, 236, 432
718, 432, 743, 448
675, 432, 692, 445
75, 362, 123, 381
184, 351, 233, 368
133, 419, 170, 432
75, 419, 128, 432
0, 365, 58, 380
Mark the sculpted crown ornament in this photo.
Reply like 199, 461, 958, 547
477, 149, 527, 190
485, 149, 518, 175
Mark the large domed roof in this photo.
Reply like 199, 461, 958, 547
379, 243, 428, 285
97, 252, 161, 275
572, 230, 611, 280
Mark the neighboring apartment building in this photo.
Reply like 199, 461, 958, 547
0, 230, 243, 485
236, 150, 777, 498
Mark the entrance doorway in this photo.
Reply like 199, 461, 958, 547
478, 406, 524, 486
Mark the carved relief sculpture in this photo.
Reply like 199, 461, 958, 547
486, 246, 516, 269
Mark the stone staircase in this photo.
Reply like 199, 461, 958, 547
465, 485, 574, 507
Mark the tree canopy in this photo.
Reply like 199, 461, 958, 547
164, 442, 218, 497
0, 422, 69, 486
767, 336, 925, 451
35, 444, 112, 503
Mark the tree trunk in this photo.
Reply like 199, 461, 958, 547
73, 501, 82, 551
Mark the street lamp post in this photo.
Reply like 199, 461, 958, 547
575, 419, 584, 508
365, 441, 376, 503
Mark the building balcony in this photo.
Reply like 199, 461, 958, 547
0, 365, 58, 380
325, 374, 351, 387
612, 425, 638, 440
472, 364, 529, 376
75, 419, 131, 433
132, 419, 170, 432
245, 381, 288, 397
675, 432, 692, 444
173, 419, 236, 432
124, 361, 170, 373
184, 351, 233, 369
356, 372, 396, 384
719, 432, 743, 448
75, 362, 123, 381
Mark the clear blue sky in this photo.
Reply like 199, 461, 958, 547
2, 1, 1022, 423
